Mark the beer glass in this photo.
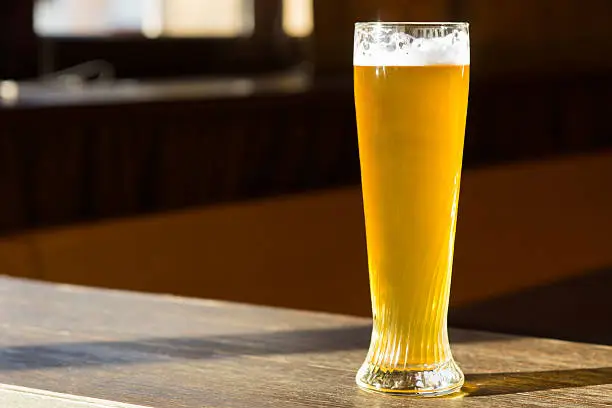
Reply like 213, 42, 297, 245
354, 22, 470, 396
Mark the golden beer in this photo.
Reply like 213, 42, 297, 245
354, 23, 470, 396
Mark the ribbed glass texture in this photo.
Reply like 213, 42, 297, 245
354, 22, 470, 396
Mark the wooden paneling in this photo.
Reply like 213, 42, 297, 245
463, 0, 612, 48
462, 0, 612, 75
313, 0, 612, 75
0, 132, 26, 230
0, 70, 610, 234
0, 82, 360, 232
453, 152, 612, 304
24, 130, 89, 226
28, 187, 371, 315
2, 152, 611, 319
0, 0, 37, 79
0, 237, 37, 279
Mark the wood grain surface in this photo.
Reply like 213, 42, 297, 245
0, 277, 610, 407
0, 383, 151, 408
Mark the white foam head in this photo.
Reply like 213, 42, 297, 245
354, 23, 470, 66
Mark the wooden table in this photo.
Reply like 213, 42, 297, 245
0, 277, 610, 407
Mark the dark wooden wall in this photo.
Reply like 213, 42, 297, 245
0, 85, 357, 233
0, 0, 37, 79
314, 0, 612, 76
1, 69, 611, 234
0, 0, 610, 234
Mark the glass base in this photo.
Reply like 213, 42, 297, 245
356, 359, 464, 397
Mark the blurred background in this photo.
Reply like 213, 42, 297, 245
0, 1, 610, 344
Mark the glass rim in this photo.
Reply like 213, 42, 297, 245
355, 22, 468, 28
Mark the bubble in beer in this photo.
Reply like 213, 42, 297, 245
354, 24, 470, 66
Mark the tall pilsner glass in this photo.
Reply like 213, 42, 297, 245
354, 22, 470, 396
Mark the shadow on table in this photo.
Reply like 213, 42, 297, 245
0, 325, 504, 371
463, 367, 612, 396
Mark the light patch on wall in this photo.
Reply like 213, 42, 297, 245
162, 0, 254, 38
283, 0, 314, 37
34, 0, 254, 38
